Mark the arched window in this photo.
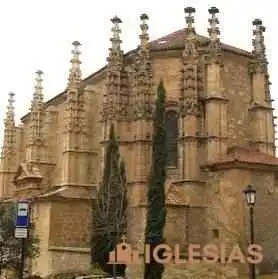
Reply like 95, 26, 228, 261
165, 110, 178, 167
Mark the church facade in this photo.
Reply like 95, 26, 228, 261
0, 6, 278, 277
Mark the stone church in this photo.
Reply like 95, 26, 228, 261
0, 6, 278, 277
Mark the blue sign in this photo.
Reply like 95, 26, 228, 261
15, 201, 29, 228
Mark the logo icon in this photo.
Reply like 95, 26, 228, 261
108, 235, 140, 264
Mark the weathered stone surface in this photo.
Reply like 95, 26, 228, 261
0, 13, 277, 278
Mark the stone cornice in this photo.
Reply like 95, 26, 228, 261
171, 179, 206, 185
201, 161, 278, 172
248, 103, 273, 111
48, 246, 90, 253
200, 96, 229, 103
62, 149, 98, 155
100, 139, 152, 145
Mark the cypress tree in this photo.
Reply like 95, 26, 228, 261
91, 124, 127, 276
144, 80, 167, 279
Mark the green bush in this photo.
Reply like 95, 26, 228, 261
26, 276, 43, 279
44, 271, 87, 279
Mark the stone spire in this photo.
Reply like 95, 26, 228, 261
1, 92, 16, 159
252, 19, 267, 71
102, 16, 123, 122
107, 16, 123, 68
208, 7, 221, 55
67, 41, 82, 89
181, 6, 200, 106
139, 13, 149, 53
249, 19, 270, 102
64, 41, 85, 133
30, 70, 44, 143
30, 70, 44, 111
134, 13, 153, 120
183, 7, 198, 57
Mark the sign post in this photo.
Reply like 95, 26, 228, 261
15, 201, 30, 279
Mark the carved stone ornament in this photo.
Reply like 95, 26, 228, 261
134, 100, 153, 119
65, 119, 84, 134
117, 104, 129, 120
180, 98, 200, 117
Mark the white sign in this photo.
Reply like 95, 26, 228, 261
15, 227, 28, 238
17, 203, 28, 216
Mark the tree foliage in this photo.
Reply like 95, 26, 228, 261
144, 80, 167, 279
91, 124, 127, 277
0, 201, 40, 274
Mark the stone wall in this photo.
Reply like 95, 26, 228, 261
223, 52, 252, 148
50, 248, 91, 274
49, 199, 92, 248
30, 201, 52, 277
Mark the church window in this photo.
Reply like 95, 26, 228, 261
165, 110, 178, 167
212, 228, 220, 239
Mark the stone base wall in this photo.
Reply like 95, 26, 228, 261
125, 255, 239, 279
50, 248, 91, 275
31, 248, 91, 277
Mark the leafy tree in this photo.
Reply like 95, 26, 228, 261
0, 201, 40, 276
91, 124, 127, 277
144, 80, 167, 279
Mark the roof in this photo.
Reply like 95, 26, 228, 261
203, 146, 278, 168
149, 29, 252, 56
20, 28, 253, 121
0, 185, 96, 203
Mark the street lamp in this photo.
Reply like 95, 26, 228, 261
243, 184, 256, 279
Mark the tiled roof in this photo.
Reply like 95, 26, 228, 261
205, 147, 278, 167
149, 28, 252, 56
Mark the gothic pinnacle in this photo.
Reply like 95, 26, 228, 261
184, 6, 196, 37
252, 18, 266, 59
110, 16, 122, 52
208, 7, 220, 42
139, 13, 149, 49
35, 70, 44, 104
183, 7, 198, 57
1, 92, 16, 159
68, 41, 82, 88
6, 92, 15, 125
31, 70, 44, 111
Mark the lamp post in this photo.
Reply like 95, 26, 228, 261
243, 184, 256, 279
0, 234, 3, 278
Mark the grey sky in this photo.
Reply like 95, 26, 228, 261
0, 0, 276, 145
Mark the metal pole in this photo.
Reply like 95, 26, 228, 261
0, 242, 2, 277
112, 227, 117, 279
185, 204, 190, 257
113, 261, 116, 279
249, 206, 256, 279
18, 238, 25, 279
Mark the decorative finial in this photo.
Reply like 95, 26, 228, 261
139, 13, 149, 49
35, 70, 44, 103
1, 92, 16, 159
252, 18, 266, 58
208, 7, 221, 53
31, 70, 44, 111
6, 92, 15, 121
140, 13, 149, 21
68, 41, 82, 87
71, 41, 82, 64
208, 7, 220, 40
184, 7, 196, 31
183, 7, 198, 56
110, 16, 122, 51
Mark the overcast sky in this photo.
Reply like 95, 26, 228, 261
0, 0, 276, 145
